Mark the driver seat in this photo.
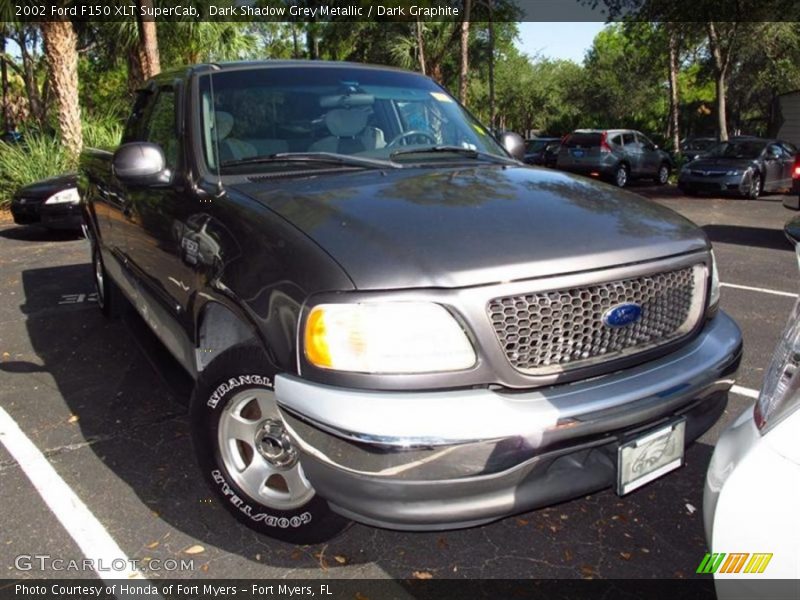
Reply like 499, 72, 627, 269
309, 109, 385, 154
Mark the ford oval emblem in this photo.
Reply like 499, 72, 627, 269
602, 302, 642, 328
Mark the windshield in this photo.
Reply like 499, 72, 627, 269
684, 139, 716, 151
707, 140, 766, 160
199, 66, 506, 173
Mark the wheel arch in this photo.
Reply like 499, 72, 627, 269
195, 300, 262, 373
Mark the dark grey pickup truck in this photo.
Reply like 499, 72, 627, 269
80, 60, 742, 543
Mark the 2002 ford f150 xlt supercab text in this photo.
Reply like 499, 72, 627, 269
80, 61, 743, 543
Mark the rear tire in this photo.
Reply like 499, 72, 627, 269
613, 163, 629, 188
190, 344, 348, 543
656, 163, 670, 185
91, 244, 121, 319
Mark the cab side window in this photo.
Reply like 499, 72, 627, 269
144, 88, 179, 171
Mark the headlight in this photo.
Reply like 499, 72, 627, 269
303, 302, 476, 374
44, 188, 80, 204
724, 170, 740, 176
754, 299, 800, 434
708, 249, 720, 311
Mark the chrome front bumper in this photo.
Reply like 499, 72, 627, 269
276, 311, 742, 530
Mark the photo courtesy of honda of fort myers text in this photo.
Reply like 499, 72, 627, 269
1, 0, 800, 599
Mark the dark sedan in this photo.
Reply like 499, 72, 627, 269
678, 138, 796, 199
10, 173, 82, 230
524, 137, 560, 167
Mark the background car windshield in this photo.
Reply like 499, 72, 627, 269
199, 67, 505, 171
708, 141, 765, 159
525, 140, 549, 152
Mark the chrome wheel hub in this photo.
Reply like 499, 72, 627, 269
255, 419, 297, 468
218, 389, 314, 510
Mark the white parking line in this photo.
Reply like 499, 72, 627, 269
0, 406, 144, 581
731, 385, 760, 400
721, 282, 798, 298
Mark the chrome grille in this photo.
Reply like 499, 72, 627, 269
488, 265, 704, 374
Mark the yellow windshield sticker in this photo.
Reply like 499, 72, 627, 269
430, 92, 453, 103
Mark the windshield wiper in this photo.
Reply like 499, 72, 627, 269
390, 145, 519, 165
221, 152, 401, 170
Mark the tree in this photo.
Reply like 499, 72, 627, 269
705, 22, 738, 141
136, 0, 161, 80
459, 0, 472, 104
41, 19, 82, 158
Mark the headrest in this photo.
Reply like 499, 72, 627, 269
214, 111, 234, 140
325, 109, 368, 138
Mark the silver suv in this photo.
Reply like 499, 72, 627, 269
557, 129, 673, 188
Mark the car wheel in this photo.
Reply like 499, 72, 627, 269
656, 163, 670, 185
614, 164, 629, 188
190, 344, 348, 543
91, 244, 121, 318
746, 172, 762, 199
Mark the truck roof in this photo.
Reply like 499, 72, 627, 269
151, 59, 419, 84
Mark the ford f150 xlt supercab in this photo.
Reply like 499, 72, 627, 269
80, 61, 743, 543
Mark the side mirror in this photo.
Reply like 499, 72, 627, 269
498, 131, 525, 161
112, 142, 171, 186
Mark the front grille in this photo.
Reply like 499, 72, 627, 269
488, 265, 704, 375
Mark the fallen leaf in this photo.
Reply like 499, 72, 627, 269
436, 537, 449, 550
67, 414, 79, 424
580, 565, 595, 578
560, 514, 569, 520
641, 548, 650, 554
563, 549, 573, 562
355, 593, 369, 600
333, 555, 347, 565
201, 564, 209, 572
516, 518, 529, 527
2, 352, 9, 360
255, 553, 262, 561
184, 544, 205, 555
685, 503, 697, 515
146, 541, 159, 549
619, 552, 632, 561
290, 549, 302, 561
412, 571, 433, 580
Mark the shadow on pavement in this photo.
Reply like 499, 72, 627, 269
702, 224, 793, 252
14, 263, 717, 579
0, 225, 83, 242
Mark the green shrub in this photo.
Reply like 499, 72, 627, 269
0, 115, 123, 208
0, 133, 72, 209
82, 113, 123, 151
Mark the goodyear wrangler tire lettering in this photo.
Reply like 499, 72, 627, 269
207, 375, 270, 408
210, 469, 312, 528
191, 344, 347, 543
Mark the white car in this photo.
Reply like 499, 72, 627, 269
703, 219, 800, 599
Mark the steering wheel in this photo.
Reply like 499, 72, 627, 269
386, 130, 437, 148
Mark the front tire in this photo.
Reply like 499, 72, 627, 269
190, 344, 347, 543
746, 172, 762, 199
613, 163, 629, 188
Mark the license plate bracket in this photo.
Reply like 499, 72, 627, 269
616, 418, 686, 495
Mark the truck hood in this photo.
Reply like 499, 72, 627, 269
232, 165, 708, 290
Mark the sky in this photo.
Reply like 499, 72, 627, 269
516, 22, 608, 64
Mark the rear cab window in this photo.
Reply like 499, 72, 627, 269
564, 133, 601, 148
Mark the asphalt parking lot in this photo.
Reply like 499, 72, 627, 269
0, 185, 797, 583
